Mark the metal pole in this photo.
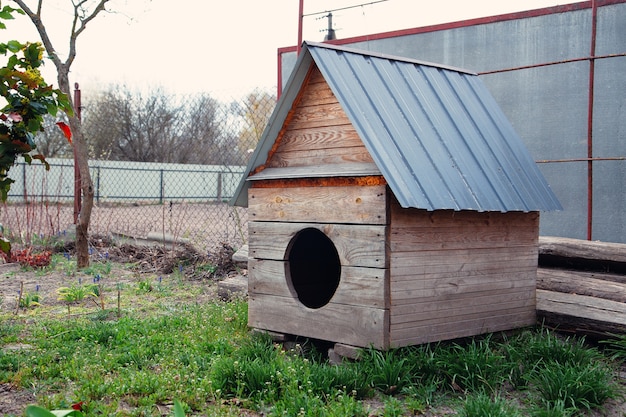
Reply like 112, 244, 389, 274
217, 172, 223, 202
297, 0, 304, 55
159, 169, 164, 204
95, 166, 100, 205
586, 0, 598, 241
73, 83, 82, 224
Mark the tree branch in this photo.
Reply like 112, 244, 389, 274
66, 0, 109, 69
11, 0, 62, 70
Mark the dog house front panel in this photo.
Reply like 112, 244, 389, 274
247, 219, 390, 348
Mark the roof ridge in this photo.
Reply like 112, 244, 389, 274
302, 41, 477, 75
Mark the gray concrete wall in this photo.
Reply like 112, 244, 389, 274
280, 1, 626, 243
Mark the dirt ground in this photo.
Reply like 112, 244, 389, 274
1, 243, 626, 416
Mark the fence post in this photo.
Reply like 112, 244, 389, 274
217, 172, 222, 202
95, 166, 101, 204
22, 162, 26, 202
159, 169, 164, 204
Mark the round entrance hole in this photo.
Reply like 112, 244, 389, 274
286, 228, 341, 309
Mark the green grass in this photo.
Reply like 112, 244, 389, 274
0, 262, 623, 416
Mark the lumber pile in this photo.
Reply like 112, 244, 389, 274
536, 236, 626, 337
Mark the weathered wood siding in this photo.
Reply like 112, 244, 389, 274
389, 200, 539, 347
248, 185, 387, 225
247, 216, 390, 348
266, 66, 375, 172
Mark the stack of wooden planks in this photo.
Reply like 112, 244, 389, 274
536, 236, 626, 337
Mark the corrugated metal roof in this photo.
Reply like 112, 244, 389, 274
231, 41, 562, 212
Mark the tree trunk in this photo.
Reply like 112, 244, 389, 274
58, 72, 93, 268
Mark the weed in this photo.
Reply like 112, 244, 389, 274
18, 291, 40, 308
437, 335, 509, 394
460, 392, 520, 417
136, 278, 153, 293
83, 261, 112, 278
530, 360, 618, 410
381, 395, 406, 417
361, 347, 414, 394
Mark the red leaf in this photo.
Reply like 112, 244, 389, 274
71, 401, 84, 411
56, 122, 72, 144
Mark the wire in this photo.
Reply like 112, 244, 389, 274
303, 0, 389, 17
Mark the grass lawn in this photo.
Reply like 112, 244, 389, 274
1, 251, 625, 416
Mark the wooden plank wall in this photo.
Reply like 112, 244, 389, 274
247, 220, 390, 348
389, 200, 539, 347
267, 65, 375, 170
246, 62, 393, 348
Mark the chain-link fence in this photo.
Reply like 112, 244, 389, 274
0, 87, 277, 253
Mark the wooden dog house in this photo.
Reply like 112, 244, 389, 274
231, 42, 561, 350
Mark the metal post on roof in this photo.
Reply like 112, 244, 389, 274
323, 13, 336, 41
297, 0, 304, 56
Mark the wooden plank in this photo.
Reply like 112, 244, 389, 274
248, 221, 388, 268
249, 293, 389, 349
249, 259, 389, 308
539, 236, 626, 264
391, 272, 536, 303
288, 102, 351, 130
392, 259, 536, 278
390, 200, 539, 228
307, 66, 326, 84
536, 289, 626, 322
537, 268, 626, 302
392, 267, 536, 286
390, 287, 536, 323
268, 145, 374, 168
279, 125, 364, 152
297, 77, 338, 107
391, 300, 536, 332
390, 248, 537, 277
390, 227, 538, 252
249, 185, 387, 224
390, 310, 536, 347
248, 163, 381, 180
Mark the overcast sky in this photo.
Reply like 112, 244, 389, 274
2, 0, 575, 96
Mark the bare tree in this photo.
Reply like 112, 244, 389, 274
12, 0, 110, 267
84, 87, 229, 164
236, 89, 276, 159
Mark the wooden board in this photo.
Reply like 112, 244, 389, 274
539, 236, 626, 264
249, 293, 389, 349
248, 185, 388, 224
248, 221, 388, 268
390, 248, 537, 278
390, 310, 536, 347
391, 271, 536, 303
536, 289, 626, 334
249, 259, 389, 309
248, 163, 381, 180
267, 65, 375, 169
538, 268, 626, 302
268, 145, 373, 168
391, 287, 536, 323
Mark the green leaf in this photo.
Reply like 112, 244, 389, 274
173, 400, 186, 417
0, 10, 15, 20
25, 405, 57, 417
6, 40, 22, 53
